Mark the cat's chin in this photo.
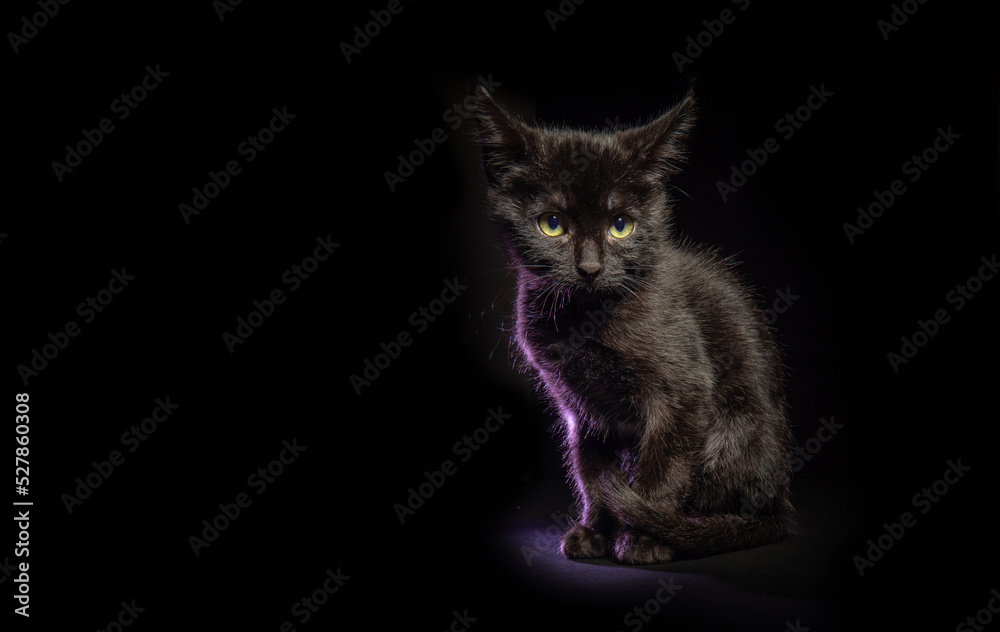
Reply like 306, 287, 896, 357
525, 277, 618, 306
571, 286, 607, 305
566, 279, 624, 299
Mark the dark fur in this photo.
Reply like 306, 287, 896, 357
473, 87, 795, 564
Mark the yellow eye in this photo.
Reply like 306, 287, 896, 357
608, 215, 634, 239
538, 213, 566, 237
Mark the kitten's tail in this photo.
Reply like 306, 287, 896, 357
599, 473, 796, 556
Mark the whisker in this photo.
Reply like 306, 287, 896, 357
668, 182, 694, 202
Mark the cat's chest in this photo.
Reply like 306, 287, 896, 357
520, 304, 650, 430
520, 294, 640, 360
521, 305, 630, 371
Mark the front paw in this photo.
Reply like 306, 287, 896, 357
612, 528, 675, 565
560, 523, 606, 559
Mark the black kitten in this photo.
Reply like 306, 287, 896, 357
473, 87, 795, 564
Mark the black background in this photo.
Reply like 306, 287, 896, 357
6, 1, 998, 630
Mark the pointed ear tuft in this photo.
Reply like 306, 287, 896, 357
625, 91, 697, 178
472, 87, 534, 186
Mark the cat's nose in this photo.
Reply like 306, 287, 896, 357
578, 241, 603, 283
577, 260, 602, 283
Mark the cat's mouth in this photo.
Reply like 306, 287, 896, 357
573, 274, 629, 298
572, 288, 606, 308
525, 277, 613, 313
561, 281, 622, 310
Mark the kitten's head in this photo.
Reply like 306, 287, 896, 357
473, 87, 696, 297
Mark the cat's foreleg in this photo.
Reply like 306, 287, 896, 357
605, 399, 702, 564
606, 456, 691, 565
558, 419, 617, 559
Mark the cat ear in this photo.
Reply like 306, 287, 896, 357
624, 91, 697, 178
472, 86, 535, 186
